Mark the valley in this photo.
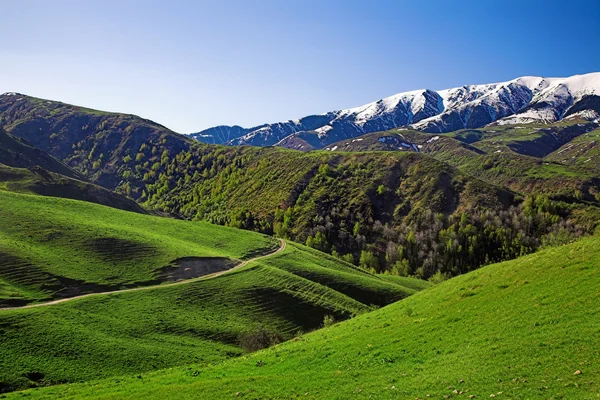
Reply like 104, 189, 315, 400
2, 2, 599, 398
0, 75, 598, 399
0, 192, 422, 393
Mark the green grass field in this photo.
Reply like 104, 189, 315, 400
7, 235, 598, 399
0, 200, 424, 393
0, 190, 279, 305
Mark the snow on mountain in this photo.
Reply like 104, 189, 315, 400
497, 73, 600, 125
189, 72, 600, 149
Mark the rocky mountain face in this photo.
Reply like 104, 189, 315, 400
190, 73, 600, 150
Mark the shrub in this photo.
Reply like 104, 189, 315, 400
428, 270, 448, 284
323, 314, 336, 328
239, 327, 283, 353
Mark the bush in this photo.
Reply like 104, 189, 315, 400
239, 327, 283, 353
323, 314, 336, 328
428, 270, 448, 284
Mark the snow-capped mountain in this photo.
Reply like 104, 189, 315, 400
189, 72, 600, 150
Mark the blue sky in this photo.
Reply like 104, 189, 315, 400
1, 0, 599, 133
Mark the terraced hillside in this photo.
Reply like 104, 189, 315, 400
10, 235, 599, 399
0, 190, 277, 306
0, 228, 425, 393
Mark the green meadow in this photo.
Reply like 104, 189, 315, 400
6, 235, 598, 399
0, 190, 278, 305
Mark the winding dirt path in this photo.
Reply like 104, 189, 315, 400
0, 239, 286, 311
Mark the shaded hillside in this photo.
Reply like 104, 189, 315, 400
0, 126, 83, 179
0, 93, 193, 190
0, 164, 146, 213
0, 126, 145, 212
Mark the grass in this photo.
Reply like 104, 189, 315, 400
257, 242, 422, 306
0, 237, 425, 393
546, 128, 600, 174
8, 234, 600, 399
0, 190, 278, 305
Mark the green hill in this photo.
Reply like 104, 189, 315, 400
546, 127, 600, 176
0, 190, 277, 306
323, 123, 600, 203
0, 192, 425, 393
9, 234, 599, 399
0, 163, 146, 214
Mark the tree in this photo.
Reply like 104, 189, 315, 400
359, 250, 378, 271
306, 231, 330, 253
353, 222, 361, 237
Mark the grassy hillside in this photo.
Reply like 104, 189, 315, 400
0, 164, 146, 214
256, 242, 425, 307
0, 190, 277, 306
11, 235, 600, 399
546, 127, 600, 176
0, 238, 424, 393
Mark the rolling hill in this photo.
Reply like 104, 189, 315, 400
0, 191, 425, 394
6, 231, 599, 399
0, 190, 277, 307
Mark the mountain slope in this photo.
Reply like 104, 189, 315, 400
0, 93, 593, 278
189, 72, 600, 149
0, 126, 146, 212
0, 126, 83, 180
9, 234, 600, 399
323, 121, 600, 204
546, 126, 600, 175
0, 93, 194, 192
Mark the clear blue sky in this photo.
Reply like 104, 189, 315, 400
1, 0, 599, 133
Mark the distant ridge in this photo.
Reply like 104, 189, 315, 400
189, 72, 600, 150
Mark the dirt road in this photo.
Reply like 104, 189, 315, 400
0, 239, 286, 311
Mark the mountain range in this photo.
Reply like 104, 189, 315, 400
190, 72, 600, 150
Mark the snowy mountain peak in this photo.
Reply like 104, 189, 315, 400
190, 72, 600, 149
